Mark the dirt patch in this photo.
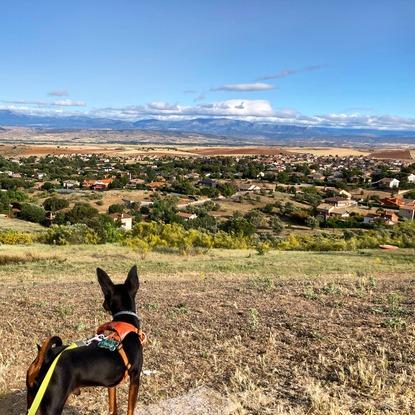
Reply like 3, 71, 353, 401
137, 387, 238, 414
191, 147, 289, 156
0, 265, 414, 414
369, 149, 414, 160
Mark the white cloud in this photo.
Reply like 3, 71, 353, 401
52, 99, 86, 107
211, 83, 275, 92
147, 101, 179, 111
48, 90, 69, 97
2, 98, 415, 131
258, 64, 327, 81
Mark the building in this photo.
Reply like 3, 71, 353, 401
324, 196, 357, 208
316, 203, 350, 219
380, 197, 405, 208
83, 178, 113, 190
399, 202, 415, 220
110, 213, 133, 230
63, 180, 80, 189
363, 211, 399, 226
377, 178, 400, 189
177, 212, 198, 221
407, 173, 415, 184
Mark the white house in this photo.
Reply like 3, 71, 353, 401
378, 178, 400, 189
407, 173, 415, 184
110, 213, 133, 230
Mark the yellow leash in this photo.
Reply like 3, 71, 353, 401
27, 343, 78, 415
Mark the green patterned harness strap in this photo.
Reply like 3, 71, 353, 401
27, 342, 78, 415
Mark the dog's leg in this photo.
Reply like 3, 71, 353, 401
127, 382, 139, 415
108, 387, 117, 415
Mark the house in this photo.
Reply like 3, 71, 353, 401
147, 181, 165, 190
177, 212, 198, 221
308, 172, 325, 181
377, 178, 400, 189
83, 178, 113, 190
63, 180, 80, 189
380, 197, 405, 208
316, 203, 350, 219
338, 190, 352, 200
316, 203, 335, 219
239, 184, 261, 192
199, 178, 218, 188
407, 173, 415, 184
126, 178, 145, 189
110, 213, 133, 230
399, 202, 415, 220
363, 212, 399, 225
324, 196, 356, 208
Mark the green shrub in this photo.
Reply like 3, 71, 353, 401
41, 224, 99, 245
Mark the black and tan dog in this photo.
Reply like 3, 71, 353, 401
26, 266, 144, 415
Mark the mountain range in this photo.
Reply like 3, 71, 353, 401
1, 109, 415, 145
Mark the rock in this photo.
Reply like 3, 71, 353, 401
136, 387, 239, 415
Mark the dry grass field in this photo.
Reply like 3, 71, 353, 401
0, 245, 414, 414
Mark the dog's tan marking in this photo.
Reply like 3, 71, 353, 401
27, 337, 54, 388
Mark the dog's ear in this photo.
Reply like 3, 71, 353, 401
124, 265, 139, 297
97, 268, 114, 298
44, 336, 63, 364
27, 336, 63, 388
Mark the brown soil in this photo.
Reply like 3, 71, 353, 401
369, 149, 414, 160
191, 147, 289, 156
0, 272, 414, 414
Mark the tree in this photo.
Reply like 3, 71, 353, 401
271, 216, 284, 234
219, 183, 237, 197
245, 210, 267, 228
220, 213, 256, 237
108, 204, 124, 214
66, 203, 99, 224
149, 197, 180, 224
41, 182, 55, 191
19, 203, 46, 224
43, 197, 69, 212
306, 216, 320, 229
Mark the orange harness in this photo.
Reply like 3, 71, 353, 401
97, 321, 147, 383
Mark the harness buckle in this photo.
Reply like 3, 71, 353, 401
84, 333, 106, 346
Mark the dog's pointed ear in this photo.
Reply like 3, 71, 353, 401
27, 336, 63, 388
125, 265, 139, 296
97, 268, 114, 297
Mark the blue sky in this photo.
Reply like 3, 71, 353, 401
1, 0, 414, 129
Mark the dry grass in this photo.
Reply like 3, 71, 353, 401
0, 245, 414, 414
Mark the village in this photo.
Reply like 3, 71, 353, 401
0, 147, 414, 238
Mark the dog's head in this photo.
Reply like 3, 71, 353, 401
26, 336, 63, 409
97, 265, 139, 315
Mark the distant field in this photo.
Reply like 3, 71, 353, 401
0, 245, 414, 414
369, 149, 414, 160
0, 215, 44, 233
286, 147, 372, 157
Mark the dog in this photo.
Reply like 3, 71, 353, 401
26, 265, 144, 415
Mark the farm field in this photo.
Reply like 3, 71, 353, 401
0, 245, 414, 414
1, 143, 414, 160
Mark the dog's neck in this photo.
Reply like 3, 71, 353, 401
112, 310, 141, 328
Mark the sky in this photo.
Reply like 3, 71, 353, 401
0, 0, 414, 129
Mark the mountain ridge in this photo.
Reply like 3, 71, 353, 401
1, 110, 415, 145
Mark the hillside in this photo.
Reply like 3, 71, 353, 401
0, 245, 414, 414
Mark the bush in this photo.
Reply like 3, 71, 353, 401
0, 230, 33, 245
108, 204, 124, 214
43, 197, 69, 212
19, 203, 46, 224
42, 224, 99, 245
